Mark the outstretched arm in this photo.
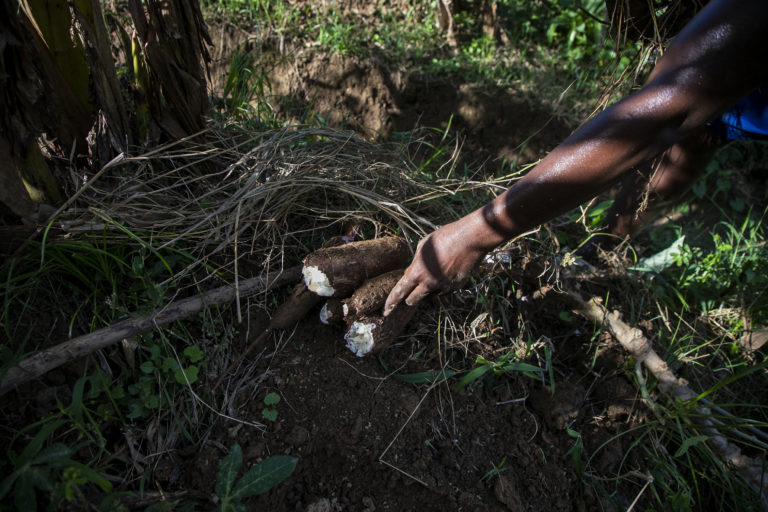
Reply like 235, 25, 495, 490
384, 0, 768, 314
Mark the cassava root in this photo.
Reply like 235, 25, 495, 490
344, 304, 417, 357
342, 269, 404, 319
302, 237, 410, 297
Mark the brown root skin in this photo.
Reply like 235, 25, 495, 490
319, 298, 345, 325
344, 304, 417, 357
303, 237, 410, 298
343, 269, 404, 320
269, 281, 322, 330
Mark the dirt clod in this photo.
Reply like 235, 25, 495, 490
529, 382, 586, 430
494, 474, 524, 511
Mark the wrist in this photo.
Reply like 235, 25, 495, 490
461, 204, 512, 253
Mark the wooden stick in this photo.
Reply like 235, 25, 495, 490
0, 266, 301, 396
566, 291, 768, 506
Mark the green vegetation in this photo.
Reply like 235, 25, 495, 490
1, 0, 766, 511
215, 444, 297, 512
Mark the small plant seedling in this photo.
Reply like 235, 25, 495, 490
565, 428, 584, 477
215, 443, 297, 512
262, 392, 281, 422
0, 421, 111, 510
454, 351, 542, 391
480, 456, 508, 483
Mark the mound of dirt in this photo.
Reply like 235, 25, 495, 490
267, 51, 572, 165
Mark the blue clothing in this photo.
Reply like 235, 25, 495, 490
708, 87, 768, 140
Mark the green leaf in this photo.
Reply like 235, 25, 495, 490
0, 471, 19, 500
393, 369, 457, 384
230, 456, 298, 499
501, 362, 543, 374
216, 444, 243, 500
140, 360, 155, 374
454, 364, 491, 391
729, 197, 745, 212
26, 466, 53, 492
146, 395, 160, 409
184, 345, 204, 363
674, 435, 709, 458
67, 461, 112, 492
174, 365, 199, 385
629, 235, 686, 273
33, 443, 73, 465
558, 311, 573, 323
696, 359, 768, 403
14, 473, 36, 512
18, 420, 65, 464
162, 357, 179, 372
71, 375, 87, 424
263, 392, 281, 406
261, 408, 278, 422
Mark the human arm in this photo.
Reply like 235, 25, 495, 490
384, 0, 768, 314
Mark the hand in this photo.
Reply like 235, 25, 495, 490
383, 217, 491, 315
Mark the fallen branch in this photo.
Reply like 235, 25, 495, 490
567, 291, 768, 506
0, 266, 302, 396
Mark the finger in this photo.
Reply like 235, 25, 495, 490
383, 276, 417, 316
404, 282, 433, 308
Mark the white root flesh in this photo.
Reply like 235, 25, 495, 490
302, 265, 335, 296
345, 321, 377, 357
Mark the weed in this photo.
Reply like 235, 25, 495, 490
454, 348, 542, 391
670, 209, 767, 326
479, 456, 508, 483
0, 420, 111, 510
215, 443, 297, 512
261, 391, 281, 422
565, 428, 584, 477
220, 47, 278, 127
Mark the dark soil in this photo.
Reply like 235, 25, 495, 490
177, 298, 644, 512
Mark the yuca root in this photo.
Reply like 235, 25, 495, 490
344, 304, 417, 357
302, 237, 410, 297
319, 298, 345, 325
342, 269, 404, 320
215, 280, 323, 390
269, 281, 322, 330
568, 291, 768, 506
